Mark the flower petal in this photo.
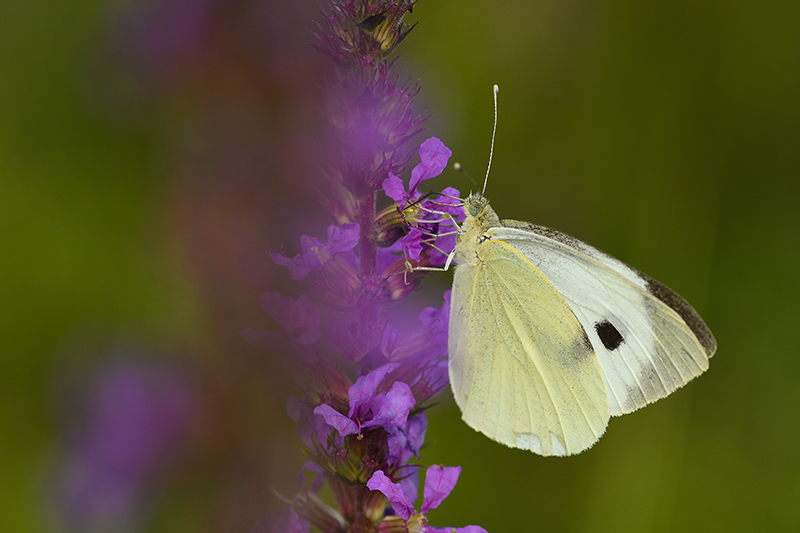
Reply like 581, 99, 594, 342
286, 396, 330, 448
362, 381, 415, 431
405, 412, 428, 456
434, 186, 464, 219
271, 223, 359, 280
387, 411, 428, 466
366, 470, 415, 521
419, 290, 450, 343
382, 173, 408, 205
347, 362, 400, 416
400, 469, 420, 509
421, 465, 461, 514
399, 229, 423, 262
313, 404, 359, 436
295, 461, 325, 493
409, 138, 452, 197
377, 240, 404, 275
328, 223, 361, 253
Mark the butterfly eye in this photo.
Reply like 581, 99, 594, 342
468, 202, 481, 217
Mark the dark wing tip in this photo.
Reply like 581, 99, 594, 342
644, 276, 717, 357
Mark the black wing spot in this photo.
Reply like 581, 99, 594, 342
595, 320, 625, 351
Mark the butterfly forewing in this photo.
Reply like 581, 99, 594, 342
449, 237, 609, 456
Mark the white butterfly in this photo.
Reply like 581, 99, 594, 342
446, 86, 716, 456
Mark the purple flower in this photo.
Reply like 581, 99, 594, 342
367, 465, 485, 532
381, 139, 463, 264
421, 465, 460, 516
420, 290, 451, 346
383, 137, 452, 206
314, 363, 415, 437
399, 228, 425, 261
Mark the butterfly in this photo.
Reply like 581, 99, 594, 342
446, 87, 716, 456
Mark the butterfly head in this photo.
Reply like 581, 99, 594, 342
462, 193, 500, 232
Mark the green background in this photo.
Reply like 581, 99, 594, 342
2, 1, 799, 531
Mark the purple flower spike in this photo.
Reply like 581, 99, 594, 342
50, 358, 196, 532
249, 2, 486, 531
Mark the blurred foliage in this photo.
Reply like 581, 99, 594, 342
2, 0, 799, 531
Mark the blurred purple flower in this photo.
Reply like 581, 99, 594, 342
270, 223, 360, 281
252, 462, 327, 533
243, 293, 321, 348
287, 395, 331, 448
50, 358, 196, 532
112, 0, 213, 81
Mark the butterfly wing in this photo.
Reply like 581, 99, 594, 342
449, 238, 609, 456
493, 221, 716, 416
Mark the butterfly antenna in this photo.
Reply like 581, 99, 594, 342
481, 84, 499, 197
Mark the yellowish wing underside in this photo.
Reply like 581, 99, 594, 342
449, 240, 610, 456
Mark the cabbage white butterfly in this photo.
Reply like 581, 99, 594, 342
447, 86, 716, 456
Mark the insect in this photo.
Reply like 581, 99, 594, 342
447, 86, 716, 456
